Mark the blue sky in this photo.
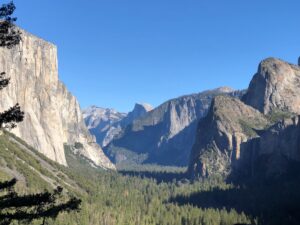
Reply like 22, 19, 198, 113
13, 0, 300, 112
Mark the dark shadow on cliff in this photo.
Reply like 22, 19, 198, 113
107, 120, 199, 167
145, 120, 198, 166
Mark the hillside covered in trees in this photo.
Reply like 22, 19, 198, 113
1, 131, 300, 224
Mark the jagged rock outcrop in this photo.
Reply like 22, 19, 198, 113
0, 29, 114, 169
189, 57, 300, 179
83, 106, 127, 147
84, 106, 127, 130
252, 116, 300, 177
243, 58, 300, 115
83, 103, 152, 147
120, 103, 153, 128
188, 96, 269, 178
106, 87, 244, 166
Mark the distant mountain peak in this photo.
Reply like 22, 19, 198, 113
105, 87, 244, 167
189, 57, 300, 180
214, 86, 235, 93
242, 57, 300, 115
0, 29, 114, 169
83, 103, 153, 147
134, 103, 153, 112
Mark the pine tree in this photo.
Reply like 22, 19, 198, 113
0, 1, 23, 130
0, 2, 81, 224
0, 179, 81, 225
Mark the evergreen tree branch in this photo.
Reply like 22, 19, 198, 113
0, 103, 24, 129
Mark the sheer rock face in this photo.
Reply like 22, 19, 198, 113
83, 103, 152, 147
254, 116, 300, 176
121, 103, 153, 128
243, 58, 300, 115
189, 58, 300, 179
0, 30, 115, 169
188, 96, 269, 178
106, 87, 244, 166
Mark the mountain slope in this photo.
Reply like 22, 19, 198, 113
83, 106, 127, 147
0, 29, 114, 169
255, 115, 300, 177
188, 96, 269, 178
0, 132, 253, 225
189, 58, 300, 179
0, 132, 83, 194
83, 103, 153, 147
106, 87, 243, 167
120, 103, 153, 127
242, 57, 300, 114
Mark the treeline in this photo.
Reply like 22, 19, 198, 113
45, 146, 253, 225
3, 133, 300, 225
1, 135, 253, 225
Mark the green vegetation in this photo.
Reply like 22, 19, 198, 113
239, 119, 258, 137
0, 132, 83, 224
2, 132, 300, 225
0, 132, 253, 225
105, 145, 149, 168
0, 133, 53, 193
267, 110, 295, 124
0, 178, 81, 225
60, 146, 252, 225
171, 177, 300, 225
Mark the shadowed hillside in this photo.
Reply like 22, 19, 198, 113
0, 132, 253, 225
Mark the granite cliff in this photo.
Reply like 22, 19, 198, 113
83, 103, 152, 147
106, 87, 244, 166
188, 96, 269, 178
0, 29, 114, 169
243, 58, 300, 115
254, 115, 300, 177
189, 58, 300, 179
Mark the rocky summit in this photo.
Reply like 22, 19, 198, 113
188, 95, 269, 178
83, 106, 127, 147
189, 57, 300, 179
106, 87, 244, 166
83, 103, 152, 147
0, 29, 114, 169
121, 103, 153, 128
243, 57, 300, 115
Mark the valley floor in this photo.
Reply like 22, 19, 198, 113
0, 133, 299, 225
